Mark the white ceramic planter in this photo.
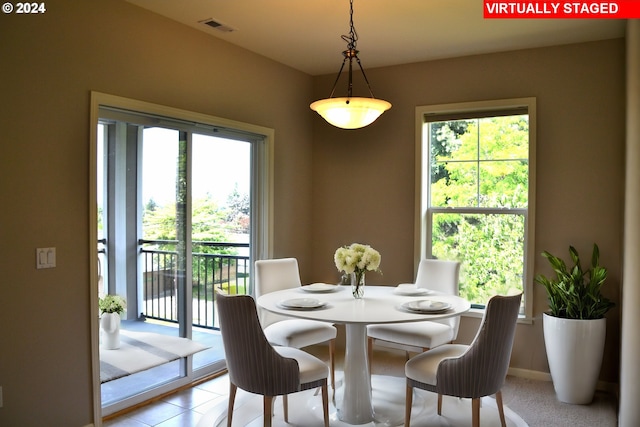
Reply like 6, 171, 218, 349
101, 312, 121, 349
543, 313, 606, 404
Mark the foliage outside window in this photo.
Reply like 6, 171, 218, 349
419, 99, 536, 315
137, 127, 252, 298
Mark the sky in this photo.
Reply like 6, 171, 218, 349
97, 125, 251, 209
141, 128, 250, 207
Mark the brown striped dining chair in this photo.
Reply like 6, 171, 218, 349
215, 290, 330, 427
404, 293, 522, 427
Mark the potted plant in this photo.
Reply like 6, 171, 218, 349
99, 294, 126, 349
535, 243, 614, 404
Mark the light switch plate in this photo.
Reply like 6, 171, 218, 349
36, 247, 56, 269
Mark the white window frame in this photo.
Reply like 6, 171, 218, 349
414, 97, 536, 322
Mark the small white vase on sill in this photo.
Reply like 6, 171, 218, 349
101, 312, 121, 349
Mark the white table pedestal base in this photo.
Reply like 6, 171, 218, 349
338, 323, 374, 423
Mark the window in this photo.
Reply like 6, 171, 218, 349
416, 98, 536, 319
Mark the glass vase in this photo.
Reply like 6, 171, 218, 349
351, 271, 365, 299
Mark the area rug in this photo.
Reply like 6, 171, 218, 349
100, 330, 209, 383
196, 373, 529, 427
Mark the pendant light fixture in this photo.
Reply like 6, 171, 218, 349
310, 0, 391, 129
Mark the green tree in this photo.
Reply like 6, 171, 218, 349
430, 115, 529, 305
142, 193, 242, 296
430, 121, 470, 183
431, 116, 529, 209
225, 184, 250, 233
145, 198, 158, 212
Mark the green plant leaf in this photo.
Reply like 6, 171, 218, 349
534, 243, 614, 319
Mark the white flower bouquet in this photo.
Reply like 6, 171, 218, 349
99, 294, 127, 315
334, 243, 381, 297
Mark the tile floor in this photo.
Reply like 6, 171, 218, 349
103, 373, 230, 427
101, 344, 616, 427
103, 370, 530, 427
102, 345, 493, 427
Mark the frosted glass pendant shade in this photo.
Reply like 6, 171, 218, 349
310, 97, 391, 129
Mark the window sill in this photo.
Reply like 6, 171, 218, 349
462, 307, 534, 325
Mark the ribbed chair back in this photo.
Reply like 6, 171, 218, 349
404, 293, 522, 427
216, 291, 299, 396
435, 293, 522, 398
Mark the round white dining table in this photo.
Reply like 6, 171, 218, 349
257, 284, 471, 425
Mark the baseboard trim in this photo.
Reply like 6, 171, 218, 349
507, 367, 619, 395
507, 367, 552, 382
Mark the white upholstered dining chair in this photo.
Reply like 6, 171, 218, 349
367, 259, 461, 370
254, 258, 337, 388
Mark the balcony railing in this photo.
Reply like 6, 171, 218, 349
140, 239, 250, 329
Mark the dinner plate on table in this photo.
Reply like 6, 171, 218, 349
393, 284, 432, 296
301, 283, 341, 293
401, 299, 452, 313
278, 298, 327, 310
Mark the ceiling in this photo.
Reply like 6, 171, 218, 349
126, 0, 626, 76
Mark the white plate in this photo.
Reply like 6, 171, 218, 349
278, 298, 327, 310
301, 283, 341, 293
401, 299, 452, 313
393, 284, 432, 296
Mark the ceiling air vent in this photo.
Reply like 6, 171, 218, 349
200, 18, 236, 33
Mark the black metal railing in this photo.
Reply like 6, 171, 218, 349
140, 239, 250, 329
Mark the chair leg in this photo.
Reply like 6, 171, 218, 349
330, 338, 336, 389
264, 395, 273, 427
227, 383, 237, 427
283, 394, 289, 423
404, 385, 413, 427
322, 382, 330, 427
471, 398, 480, 427
368, 337, 373, 375
437, 394, 442, 415
496, 390, 507, 427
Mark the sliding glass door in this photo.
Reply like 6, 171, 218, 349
93, 96, 271, 415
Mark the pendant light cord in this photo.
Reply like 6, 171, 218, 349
327, 0, 377, 100
342, 0, 358, 51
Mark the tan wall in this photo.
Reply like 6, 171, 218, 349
0, 0, 627, 424
310, 39, 625, 383
0, 0, 314, 425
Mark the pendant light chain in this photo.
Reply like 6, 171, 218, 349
309, 0, 391, 129
326, 0, 376, 100
342, 0, 358, 52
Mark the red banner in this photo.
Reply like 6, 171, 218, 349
484, 1, 640, 18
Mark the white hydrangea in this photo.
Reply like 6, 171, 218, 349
334, 243, 381, 274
